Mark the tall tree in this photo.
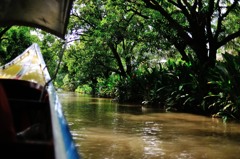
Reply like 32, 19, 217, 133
127, 0, 240, 66
68, 0, 165, 78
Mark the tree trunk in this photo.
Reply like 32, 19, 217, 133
90, 78, 98, 97
208, 41, 217, 67
108, 42, 127, 77
174, 42, 189, 62
126, 56, 132, 76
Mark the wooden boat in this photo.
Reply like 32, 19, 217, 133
0, 1, 80, 158
0, 43, 80, 159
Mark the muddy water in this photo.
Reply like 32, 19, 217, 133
59, 92, 240, 159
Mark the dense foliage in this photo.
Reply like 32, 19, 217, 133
0, 27, 39, 64
63, 0, 239, 120
0, 0, 239, 121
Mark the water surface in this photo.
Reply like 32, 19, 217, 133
59, 92, 240, 159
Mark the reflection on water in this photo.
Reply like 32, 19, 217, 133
59, 92, 240, 159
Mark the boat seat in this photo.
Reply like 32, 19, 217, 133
0, 81, 54, 158
0, 82, 16, 142
0, 79, 51, 137
9, 99, 52, 140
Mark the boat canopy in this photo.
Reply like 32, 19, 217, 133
0, 0, 74, 39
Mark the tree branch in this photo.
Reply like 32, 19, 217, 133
206, 0, 215, 43
222, 0, 239, 19
108, 42, 127, 77
71, 13, 96, 29
0, 26, 11, 41
217, 30, 240, 48
181, 0, 192, 11
214, 0, 239, 40
142, 0, 192, 44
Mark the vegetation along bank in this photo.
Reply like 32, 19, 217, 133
0, 0, 239, 121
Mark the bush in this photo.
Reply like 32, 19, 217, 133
206, 53, 240, 119
75, 85, 92, 94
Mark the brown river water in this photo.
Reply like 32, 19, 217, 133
59, 92, 240, 159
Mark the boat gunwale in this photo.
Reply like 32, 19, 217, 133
0, 43, 80, 159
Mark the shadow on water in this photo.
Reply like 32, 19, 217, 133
59, 92, 240, 159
